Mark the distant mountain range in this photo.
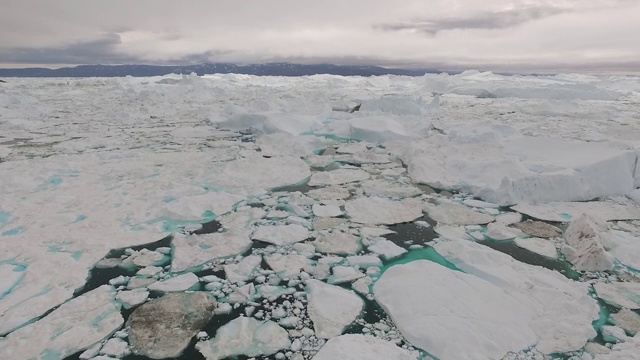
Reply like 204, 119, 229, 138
0, 63, 439, 78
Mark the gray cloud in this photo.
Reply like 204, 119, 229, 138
376, 5, 567, 35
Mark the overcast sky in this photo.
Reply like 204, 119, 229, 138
1, 0, 639, 72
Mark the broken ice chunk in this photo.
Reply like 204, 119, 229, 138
514, 238, 558, 259
367, 240, 407, 260
116, 288, 149, 309
0, 285, 123, 359
147, 273, 199, 293
346, 197, 422, 225
312, 334, 417, 360
594, 282, 640, 310
423, 202, 494, 225
172, 230, 253, 272
486, 222, 523, 240
312, 204, 343, 217
309, 168, 370, 186
306, 280, 364, 338
128, 292, 216, 359
328, 266, 365, 284
313, 232, 361, 255
513, 220, 563, 238
196, 317, 290, 360
562, 214, 615, 271
252, 224, 310, 245
264, 254, 310, 279
224, 255, 262, 283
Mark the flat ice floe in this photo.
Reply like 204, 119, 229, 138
308, 168, 370, 186
514, 237, 559, 259
306, 279, 364, 338
0, 285, 123, 359
511, 201, 640, 222
345, 197, 422, 225
172, 230, 253, 272
312, 334, 417, 360
423, 202, 494, 225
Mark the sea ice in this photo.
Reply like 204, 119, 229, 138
252, 224, 310, 245
308, 185, 351, 200
99, 338, 131, 357
486, 222, 523, 240
423, 202, 494, 225
312, 204, 343, 217
610, 308, 640, 335
172, 230, 253, 272
594, 282, 640, 309
328, 266, 365, 284
434, 239, 599, 354
361, 179, 422, 198
160, 191, 245, 221
308, 168, 370, 186
345, 197, 422, 225
367, 240, 407, 260
306, 280, 364, 338
116, 288, 149, 309
0, 285, 123, 359
512, 201, 640, 222
128, 292, 216, 359
607, 230, 640, 270
264, 254, 311, 278
224, 255, 262, 283
256, 133, 325, 157
514, 237, 558, 259
196, 317, 290, 360
313, 232, 362, 255
513, 220, 563, 238
562, 214, 615, 271
312, 334, 417, 360
147, 273, 200, 293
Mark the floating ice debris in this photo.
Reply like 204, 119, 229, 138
434, 239, 599, 354
266, 210, 290, 219
361, 179, 422, 198
124, 249, 166, 268
313, 232, 361, 255
607, 230, 640, 270
99, 338, 131, 357
252, 224, 310, 245
423, 202, 494, 225
346, 197, 422, 225
312, 334, 417, 360
602, 325, 629, 343
312, 204, 343, 217
172, 230, 253, 272
160, 191, 245, 221
610, 309, 640, 336
368, 240, 407, 260
336, 143, 369, 154
228, 283, 256, 304
196, 317, 290, 360
137, 265, 163, 277
562, 214, 615, 271
0, 285, 123, 359
347, 255, 383, 269
511, 201, 640, 222
462, 199, 500, 209
594, 282, 640, 309
95, 258, 122, 269
308, 185, 351, 200
328, 266, 365, 284
495, 211, 523, 225
116, 288, 150, 309
215, 302, 233, 315
513, 220, 563, 238
256, 133, 325, 157
314, 217, 348, 231
434, 225, 471, 241
359, 226, 396, 238
335, 152, 392, 166
219, 208, 266, 231
127, 277, 156, 289
486, 222, 523, 240
147, 273, 199, 293
79, 342, 102, 359
514, 237, 558, 259
264, 254, 311, 278
309, 168, 370, 186
375, 260, 538, 360
593, 333, 640, 359
352, 277, 373, 295
306, 279, 364, 338
128, 292, 216, 359
224, 255, 262, 283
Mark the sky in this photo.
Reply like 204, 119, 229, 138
1, 0, 639, 73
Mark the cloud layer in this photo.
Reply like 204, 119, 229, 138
1, 0, 639, 72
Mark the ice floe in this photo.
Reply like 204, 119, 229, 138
306, 279, 364, 338
345, 197, 422, 225
196, 317, 290, 360
423, 202, 494, 225
514, 237, 559, 259
312, 334, 417, 360
594, 282, 640, 310
172, 230, 253, 272
308, 168, 370, 186
252, 224, 310, 245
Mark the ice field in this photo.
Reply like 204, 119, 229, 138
1, 71, 640, 359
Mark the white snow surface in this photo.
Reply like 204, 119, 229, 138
308, 168, 370, 186
514, 237, 558, 259
345, 197, 423, 225
312, 334, 417, 360
172, 230, 253, 272
0, 285, 123, 359
433, 239, 599, 355
306, 279, 364, 338
512, 201, 640, 222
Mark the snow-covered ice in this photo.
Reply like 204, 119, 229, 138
594, 282, 640, 310
512, 201, 640, 222
423, 202, 494, 225
562, 214, 615, 271
514, 237, 558, 259
172, 230, 253, 272
306, 279, 364, 338
345, 197, 422, 225
252, 224, 310, 245
147, 273, 200, 293
313, 232, 361, 255
308, 168, 370, 186
196, 317, 290, 360
312, 334, 417, 360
